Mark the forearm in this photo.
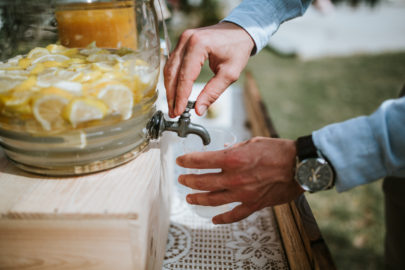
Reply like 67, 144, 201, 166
222, 0, 312, 54
313, 97, 405, 192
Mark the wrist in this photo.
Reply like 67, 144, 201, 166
295, 135, 335, 193
219, 21, 256, 55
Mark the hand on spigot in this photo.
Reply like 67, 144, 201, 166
164, 22, 255, 118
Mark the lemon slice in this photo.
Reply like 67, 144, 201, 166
87, 54, 122, 63
33, 94, 69, 131
79, 42, 101, 55
1, 100, 32, 116
37, 69, 82, 94
18, 58, 32, 69
3, 70, 30, 76
139, 68, 159, 92
36, 68, 58, 85
52, 81, 82, 95
3, 55, 23, 66
46, 44, 67, 54
63, 98, 108, 127
14, 76, 36, 91
27, 47, 50, 59
60, 48, 79, 57
0, 75, 28, 93
0, 77, 37, 108
32, 54, 70, 65
80, 70, 103, 83
0, 88, 36, 117
91, 62, 114, 72
98, 84, 133, 119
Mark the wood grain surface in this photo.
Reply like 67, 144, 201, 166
0, 144, 171, 270
0, 148, 159, 219
243, 71, 336, 270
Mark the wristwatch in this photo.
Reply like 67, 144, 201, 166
295, 135, 335, 193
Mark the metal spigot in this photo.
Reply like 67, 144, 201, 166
147, 101, 211, 145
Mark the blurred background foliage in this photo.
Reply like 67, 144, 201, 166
163, 0, 404, 269
244, 50, 404, 270
194, 48, 405, 270
164, 0, 383, 39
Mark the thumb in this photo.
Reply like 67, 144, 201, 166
195, 69, 239, 115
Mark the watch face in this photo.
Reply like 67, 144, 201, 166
296, 158, 334, 192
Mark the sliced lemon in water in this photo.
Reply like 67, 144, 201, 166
27, 47, 50, 59
0, 90, 33, 116
63, 97, 108, 127
60, 48, 79, 57
32, 54, 70, 65
97, 84, 133, 120
33, 94, 69, 131
0, 75, 28, 93
0, 43, 157, 132
1, 102, 32, 116
18, 58, 32, 69
80, 70, 103, 83
37, 69, 83, 94
91, 62, 114, 72
0, 77, 37, 109
52, 81, 82, 95
87, 53, 122, 63
13, 76, 37, 92
46, 44, 67, 54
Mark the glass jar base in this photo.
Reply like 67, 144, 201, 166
8, 140, 149, 176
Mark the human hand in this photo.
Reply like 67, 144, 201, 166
176, 137, 305, 224
164, 22, 255, 118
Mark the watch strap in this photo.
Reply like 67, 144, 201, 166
296, 135, 317, 161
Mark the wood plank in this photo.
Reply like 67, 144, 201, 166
273, 204, 311, 270
0, 148, 160, 218
0, 219, 134, 270
0, 141, 171, 270
293, 195, 336, 270
243, 71, 335, 270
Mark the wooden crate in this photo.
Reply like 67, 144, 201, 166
0, 139, 172, 270
243, 72, 336, 270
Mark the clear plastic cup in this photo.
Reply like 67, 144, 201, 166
183, 128, 238, 219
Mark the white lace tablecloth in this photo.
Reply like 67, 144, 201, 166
163, 190, 288, 270
160, 83, 289, 269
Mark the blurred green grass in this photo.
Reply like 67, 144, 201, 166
247, 51, 404, 270
196, 50, 405, 269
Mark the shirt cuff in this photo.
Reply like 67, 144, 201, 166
222, 4, 280, 54
222, 0, 310, 54
312, 116, 386, 192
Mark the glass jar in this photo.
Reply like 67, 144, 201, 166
0, 0, 161, 175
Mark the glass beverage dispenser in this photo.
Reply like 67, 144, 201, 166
0, 0, 162, 175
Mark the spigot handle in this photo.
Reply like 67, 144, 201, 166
181, 101, 195, 116
186, 101, 195, 110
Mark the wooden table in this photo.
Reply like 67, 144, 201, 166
243, 72, 336, 270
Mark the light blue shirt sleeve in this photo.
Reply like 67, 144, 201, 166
222, 0, 312, 53
313, 97, 405, 192
223, 0, 405, 193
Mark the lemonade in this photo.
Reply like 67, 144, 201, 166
0, 43, 159, 134
55, 1, 137, 50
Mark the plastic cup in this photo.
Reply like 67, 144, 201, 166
183, 128, 238, 219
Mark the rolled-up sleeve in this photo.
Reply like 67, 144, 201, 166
313, 97, 405, 192
223, 0, 312, 54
